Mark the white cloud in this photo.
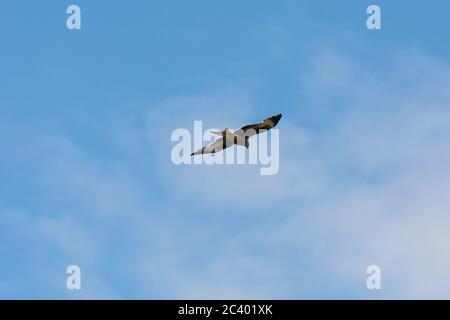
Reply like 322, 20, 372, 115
142, 48, 450, 298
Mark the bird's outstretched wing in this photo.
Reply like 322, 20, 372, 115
237, 113, 282, 138
191, 138, 227, 156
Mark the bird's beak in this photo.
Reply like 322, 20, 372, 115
212, 131, 223, 136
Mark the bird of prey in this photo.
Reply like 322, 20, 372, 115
191, 114, 282, 156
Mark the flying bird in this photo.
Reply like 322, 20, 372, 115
191, 114, 282, 156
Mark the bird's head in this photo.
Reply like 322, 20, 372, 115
212, 128, 231, 137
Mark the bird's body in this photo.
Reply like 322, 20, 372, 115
191, 114, 282, 156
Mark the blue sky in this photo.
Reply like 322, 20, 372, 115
1, 0, 450, 299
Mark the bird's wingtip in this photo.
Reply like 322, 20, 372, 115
273, 113, 282, 121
